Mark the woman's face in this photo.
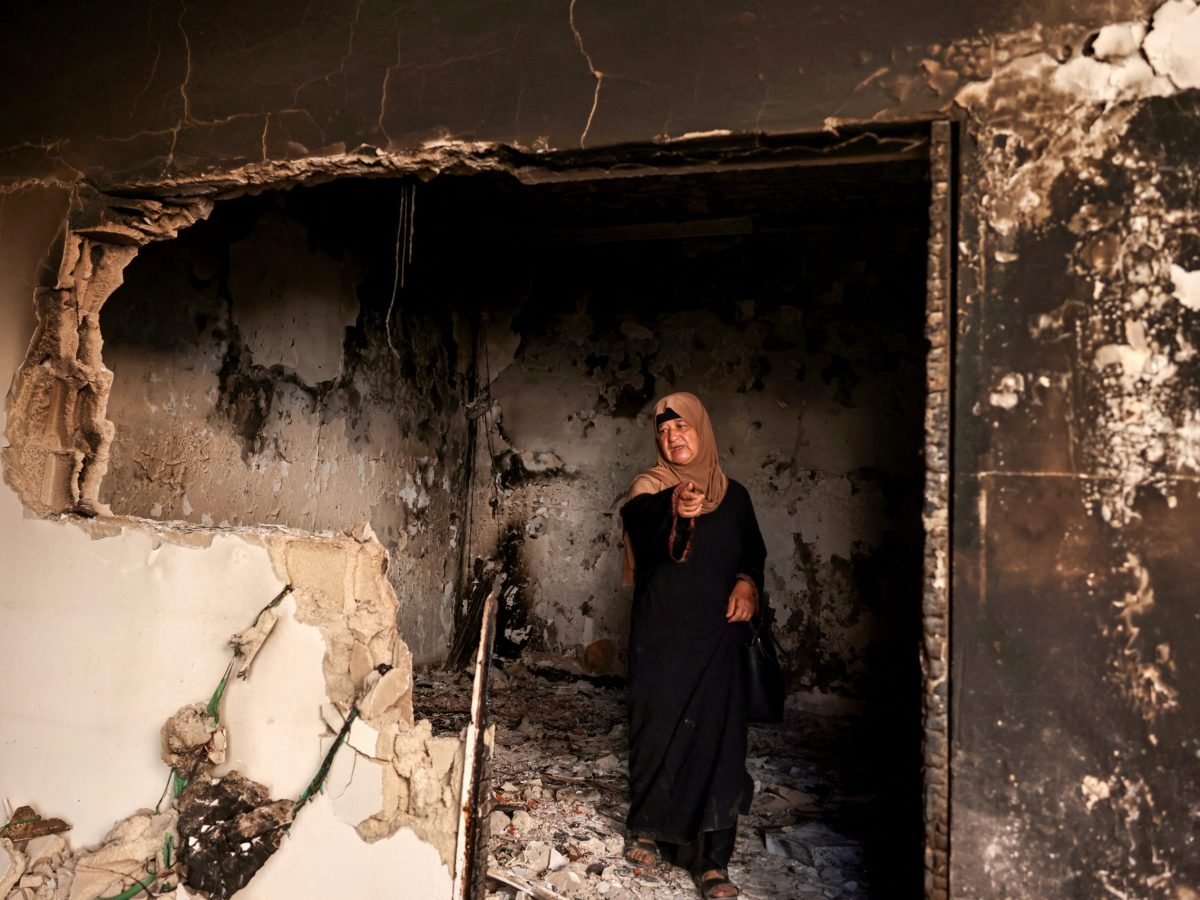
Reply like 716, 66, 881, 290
657, 418, 699, 466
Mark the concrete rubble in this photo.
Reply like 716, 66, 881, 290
415, 662, 872, 900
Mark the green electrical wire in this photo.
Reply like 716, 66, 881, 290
97, 872, 155, 900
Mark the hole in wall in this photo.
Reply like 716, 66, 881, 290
97, 139, 934, 894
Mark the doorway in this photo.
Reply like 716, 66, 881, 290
95, 123, 953, 898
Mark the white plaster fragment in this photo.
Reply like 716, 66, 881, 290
322, 735, 386, 826
359, 667, 412, 720
321, 702, 346, 733
347, 718, 383, 758
1052, 54, 1173, 103
229, 605, 280, 679
1095, 337, 1150, 377
1053, 56, 1118, 99
1169, 263, 1200, 310
0, 839, 23, 897
988, 373, 1025, 410
1143, 0, 1200, 88
1081, 775, 1112, 811
1092, 22, 1147, 60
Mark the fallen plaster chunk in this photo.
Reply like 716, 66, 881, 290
1051, 54, 1173, 102
1092, 22, 1147, 59
237, 794, 451, 899
1081, 774, 1112, 811
360, 666, 412, 721
1143, 0, 1200, 88
520, 840, 555, 875
988, 373, 1025, 410
229, 606, 280, 679
161, 703, 227, 769
0, 839, 25, 897
546, 864, 587, 894
1170, 264, 1200, 310
22, 834, 67, 874
177, 772, 293, 900
68, 809, 177, 900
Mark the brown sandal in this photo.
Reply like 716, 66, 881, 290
623, 835, 661, 868
693, 868, 740, 898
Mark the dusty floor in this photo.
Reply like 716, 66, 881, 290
415, 663, 876, 900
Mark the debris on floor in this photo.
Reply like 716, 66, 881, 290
414, 660, 874, 899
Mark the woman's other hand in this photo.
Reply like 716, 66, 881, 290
677, 481, 705, 518
725, 578, 758, 622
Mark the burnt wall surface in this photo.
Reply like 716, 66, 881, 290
0, 0, 1151, 187
950, 15, 1200, 898
4, 0, 1200, 897
100, 183, 472, 662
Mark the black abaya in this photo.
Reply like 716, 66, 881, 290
621, 479, 767, 866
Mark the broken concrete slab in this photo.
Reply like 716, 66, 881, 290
764, 822, 862, 869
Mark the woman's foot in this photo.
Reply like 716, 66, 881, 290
623, 836, 661, 868
694, 868, 739, 898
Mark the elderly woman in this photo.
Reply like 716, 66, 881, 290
619, 392, 766, 899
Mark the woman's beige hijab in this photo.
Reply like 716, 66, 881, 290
620, 392, 729, 586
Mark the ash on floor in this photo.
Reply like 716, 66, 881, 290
414, 663, 877, 900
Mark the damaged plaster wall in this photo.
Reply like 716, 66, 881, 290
951, 3, 1200, 895
94, 184, 472, 664
466, 222, 927, 698
0, 189, 460, 898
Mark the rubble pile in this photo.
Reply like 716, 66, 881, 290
415, 662, 874, 900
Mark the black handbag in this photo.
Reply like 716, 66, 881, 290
744, 611, 786, 724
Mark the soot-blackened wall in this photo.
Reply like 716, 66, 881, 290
419, 167, 931, 702
100, 184, 472, 662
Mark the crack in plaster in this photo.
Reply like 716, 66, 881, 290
164, 0, 195, 176
376, 16, 404, 148
129, 41, 165, 122
568, 0, 603, 148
